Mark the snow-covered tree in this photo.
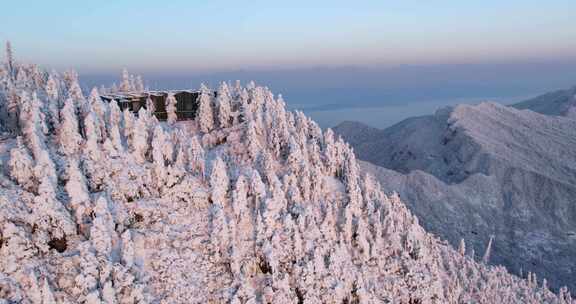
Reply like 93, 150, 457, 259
45, 73, 59, 100
108, 99, 121, 128
166, 92, 178, 125
4, 84, 20, 132
19, 91, 48, 141
5, 41, 14, 80
210, 157, 229, 206
483, 235, 494, 264
197, 84, 214, 133
120, 68, 131, 92
123, 108, 135, 148
135, 75, 145, 92
286, 136, 302, 172
66, 74, 85, 107
131, 110, 149, 163
146, 95, 155, 113
323, 128, 338, 175
83, 112, 102, 161
58, 98, 83, 156
65, 159, 92, 228
187, 135, 205, 178
244, 120, 261, 161
33, 176, 76, 242
459, 238, 466, 256
8, 137, 36, 191
151, 125, 169, 188
45, 72, 61, 127
216, 82, 232, 128
90, 195, 115, 257
88, 87, 107, 139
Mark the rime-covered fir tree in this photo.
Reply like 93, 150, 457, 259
120, 68, 131, 92
197, 83, 214, 133
216, 82, 232, 128
5, 41, 15, 80
166, 92, 178, 125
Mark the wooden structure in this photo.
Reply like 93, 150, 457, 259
100, 90, 201, 121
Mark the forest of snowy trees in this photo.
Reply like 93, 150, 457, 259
0, 42, 574, 303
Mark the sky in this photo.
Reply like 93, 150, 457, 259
2, 1, 576, 128
1, 0, 576, 73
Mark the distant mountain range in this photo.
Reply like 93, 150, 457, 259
334, 87, 576, 291
513, 85, 576, 117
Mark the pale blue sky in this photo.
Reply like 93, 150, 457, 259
1, 0, 575, 73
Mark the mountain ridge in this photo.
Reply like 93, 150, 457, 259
334, 97, 576, 292
511, 86, 576, 117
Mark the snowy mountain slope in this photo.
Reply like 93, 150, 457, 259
335, 102, 576, 292
512, 86, 576, 117
0, 53, 574, 303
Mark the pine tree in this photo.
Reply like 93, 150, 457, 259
210, 157, 229, 206
15, 66, 31, 90
231, 175, 249, 221
482, 235, 494, 264
41, 278, 57, 304
151, 125, 168, 188
146, 96, 155, 113
123, 108, 135, 148
187, 135, 205, 178
45, 72, 61, 128
20, 92, 48, 138
239, 88, 252, 122
90, 195, 115, 257
58, 98, 83, 156
120, 68, 131, 92
34, 176, 76, 240
343, 148, 362, 209
245, 120, 261, 160
5, 41, 14, 80
132, 111, 149, 163
166, 93, 178, 125
108, 99, 122, 128
121, 229, 135, 268
88, 87, 107, 138
5, 84, 20, 132
250, 170, 267, 201
135, 75, 145, 91
323, 128, 338, 176
66, 74, 85, 106
286, 136, 302, 172
65, 159, 92, 228
458, 238, 466, 256
83, 112, 102, 161
45, 72, 60, 101
108, 122, 124, 155
8, 137, 36, 191
216, 82, 232, 128
197, 84, 214, 133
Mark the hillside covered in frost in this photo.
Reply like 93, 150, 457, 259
512, 85, 576, 118
335, 99, 576, 293
0, 44, 574, 303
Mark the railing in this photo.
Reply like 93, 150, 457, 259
152, 111, 196, 121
